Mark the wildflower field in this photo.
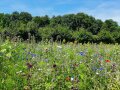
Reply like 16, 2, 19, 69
0, 40, 120, 90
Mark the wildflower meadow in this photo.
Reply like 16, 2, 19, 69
0, 40, 120, 90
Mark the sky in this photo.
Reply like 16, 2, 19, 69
0, 0, 120, 24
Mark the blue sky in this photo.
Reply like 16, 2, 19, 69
0, 0, 120, 24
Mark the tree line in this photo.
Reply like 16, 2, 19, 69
0, 11, 120, 43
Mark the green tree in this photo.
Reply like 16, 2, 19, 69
101, 19, 118, 32
0, 13, 4, 26
72, 28, 93, 43
10, 11, 20, 21
88, 19, 103, 35
1, 14, 11, 27
38, 26, 55, 40
98, 30, 115, 43
33, 15, 50, 27
112, 31, 120, 43
51, 25, 72, 41
50, 15, 62, 27
62, 14, 76, 30
19, 12, 32, 24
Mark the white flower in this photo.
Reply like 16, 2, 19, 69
96, 72, 99, 75
80, 61, 82, 64
71, 77, 74, 81
38, 68, 42, 71
57, 46, 62, 49
19, 70, 22, 73
16, 70, 22, 74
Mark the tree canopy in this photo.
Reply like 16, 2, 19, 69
0, 11, 120, 43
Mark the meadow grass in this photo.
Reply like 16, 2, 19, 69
0, 40, 120, 90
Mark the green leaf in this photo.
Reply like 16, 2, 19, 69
6, 52, 11, 58
1, 49, 6, 53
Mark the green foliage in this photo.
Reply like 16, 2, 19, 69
112, 31, 120, 43
101, 19, 118, 32
98, 30, 115, 44
11, 11, 20, 21
38, 25, 72, 42
38, 26, 55, 40
72, 28, 93, 43
50, 15, 62, 26
19, 12, 32, 24
87, 19, 103, 35
0, 41, 120, 89
51, 25, 72, 41
33, 15, 50, 27
0, 11, 120, 43
1, 14, 11, 27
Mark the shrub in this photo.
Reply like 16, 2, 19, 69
98, 30, 115, 44
112, 31, 120, 43
72, 28, 93, 43
38, 25, 72, 42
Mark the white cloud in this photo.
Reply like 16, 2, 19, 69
88, 2, 120, 25
64, 1, 120, 25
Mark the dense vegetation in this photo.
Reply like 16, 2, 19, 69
0, 11, 120, 43
0, 40, 120, 90
1, 11, 120, 90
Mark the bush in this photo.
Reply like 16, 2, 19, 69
98, 30, 115, 44
38, 26, 55, 40
112, 31, 120, 43
38, 25, 72, 42
72, 28, 93, 43
51, 25, 72, 41
92, 35, 99, 43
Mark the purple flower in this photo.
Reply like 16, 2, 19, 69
53, 64, 57, 68
26, 62, 33, 69
27, 52, 37, 58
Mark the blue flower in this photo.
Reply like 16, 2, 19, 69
79, 51, 85, 56
92, 67, 104, 71
28, 52, 31, 54
31, 53, 37, 58
44, 59, 49, 62
99, 67, 104, 71
27, 52, 37, 58
99, 56, 103, 60
93, 54, 98, 57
